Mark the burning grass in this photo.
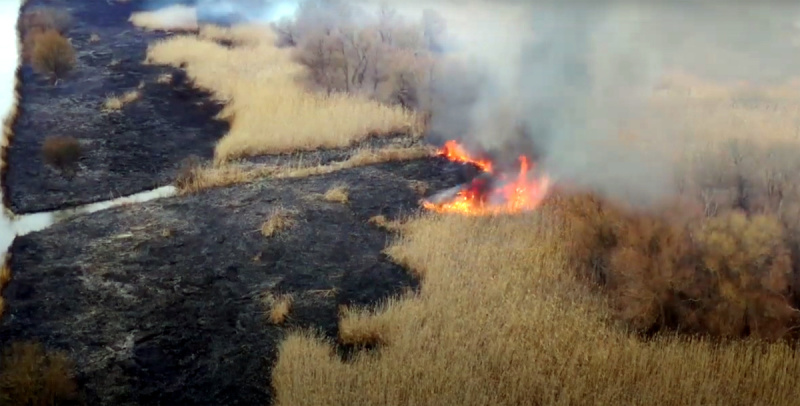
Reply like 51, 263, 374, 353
271, 212, 800, 405
144, 24, 421, 164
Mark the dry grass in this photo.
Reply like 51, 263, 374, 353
102, 90, 141, 111
263, 294, 293, 325
89, 33, 100, 43
261, 207, 298, 238
271, 212, 800, 406
129, 4, 198, 32
144, 26, 421, 164
0, 341, 78, 406
175, 144, 433, 195
322, 184, 349, 204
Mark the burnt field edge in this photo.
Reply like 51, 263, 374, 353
1, 0, 25, 216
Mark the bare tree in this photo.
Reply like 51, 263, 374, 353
421, 8, 446, 53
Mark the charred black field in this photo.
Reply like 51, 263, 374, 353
1, 158, 463, 405
4, 0, 228, 214
0, 0, 466, 404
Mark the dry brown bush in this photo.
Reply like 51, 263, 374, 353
0, 342, 78, 406
41, 135, 81, 171
20, 7, 72, 65
282, 2, 437, 113
322, 184, 349, 203
547, 192, 799, 340
261, 207, 298, 237
30, 30, 76, 82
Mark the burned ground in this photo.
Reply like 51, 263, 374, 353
0, 158, 461, 405
4, 0, 228, 214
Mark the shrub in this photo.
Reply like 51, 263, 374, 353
31, 30, 76, 82
41, 136, 81, 171
20, 7, 72, 63
0, 342, 78, 406
549, 192, 799, 340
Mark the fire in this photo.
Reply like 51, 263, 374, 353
440, 140, 493, 173
423, 141, 551, 216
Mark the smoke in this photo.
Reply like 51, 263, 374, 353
139, 0, 800, 206
421, 0, 800, 206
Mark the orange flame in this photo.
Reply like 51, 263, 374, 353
440, 140, 493, 173
424, 141, 551, 215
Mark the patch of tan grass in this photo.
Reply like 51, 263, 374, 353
271, 213, 800, 405
263, 293, 293, 325
129, 4, 198, 32
89, 33, 100, 43
144, 27, 422, 164
322, 184, 349, 204
176, 145, 433, 195
0, 341, 78, 405
261, 207, 298, 238
102, 90, 141, 111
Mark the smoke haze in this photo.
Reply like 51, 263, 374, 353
144, 0, 800, 205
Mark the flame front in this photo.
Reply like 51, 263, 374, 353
424, 141, 551, 216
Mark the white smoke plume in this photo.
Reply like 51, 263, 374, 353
140, 0, 800, 205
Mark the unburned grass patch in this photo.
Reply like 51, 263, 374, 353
0, 341, 79, 406
270, 213, 800, 406
322, 184, 349, 204
263, 293, 293, 325
102, 90, 141, 111
144, 27, 421, 163
261, 207, 298, 238
174, 145, 433, 195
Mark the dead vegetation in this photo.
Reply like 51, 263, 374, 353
30, 30, 76, 83
271, 212, 800, 405
0, 260, 10, 319
102, 90, 141, 111
261, 207, 298, 238
263, 294, 293, 325
174, 144, 433, 194
41, 135, 81, 172
0, 341, 79, 406
322, 184, 349, 204
144, 22, 420, 163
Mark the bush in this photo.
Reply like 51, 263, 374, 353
549, 192, 799, 340
42, 136, 81, 171
31, 30, 76, 82
20, 7, 72, 63
0, 342, 78, 406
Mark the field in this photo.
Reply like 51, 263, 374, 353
2, 0, 800, 405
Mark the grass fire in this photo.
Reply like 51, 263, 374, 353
422, 141, 551, 215
6, 0, 800, 405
